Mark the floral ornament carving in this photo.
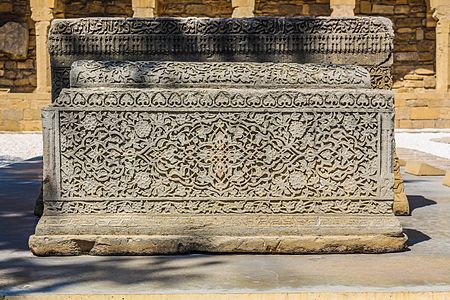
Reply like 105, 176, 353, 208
70, 61, 371, 89
59, 111, 380, 200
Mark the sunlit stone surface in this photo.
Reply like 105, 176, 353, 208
29, 17, 405, 255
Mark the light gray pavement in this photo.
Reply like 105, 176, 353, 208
395, 131, 450, 160
0, 134, 449, 295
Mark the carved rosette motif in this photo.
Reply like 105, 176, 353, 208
59, 110, 381, 201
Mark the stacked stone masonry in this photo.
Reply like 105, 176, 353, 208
356, 0, 437, 92
0, 0, 449, 131
354, 0, 450, 129
255, 0, 331, 17
157, 0, 232, 17
0, 0, 36, 93
61, 0, 133, 18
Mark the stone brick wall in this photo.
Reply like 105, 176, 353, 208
354, 0, 449, 129
157, 0, 232, 17
0, 0, 36, 93
355, 0, 437, 92
61, 0, 133, 18
254, 0, 331, 16
1, 0, 449, 131
0, 92, 49, 131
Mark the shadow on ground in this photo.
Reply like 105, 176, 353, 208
0, 254, 223, 294
407, 195, 437, 213
0, 157, 222, 294
0, 157, 42, 252
403, 228, 432, 247
0, 157, 440, 294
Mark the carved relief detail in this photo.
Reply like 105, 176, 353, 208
49, 17, 394, 56
70, 61, 371, 88
368, 67, 393, 90
46, 199, 393, 215
59, 111, 381, 200
55, 89, 394, 109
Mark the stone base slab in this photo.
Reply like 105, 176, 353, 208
30, 215, 406, 255
29, 233, 406, 256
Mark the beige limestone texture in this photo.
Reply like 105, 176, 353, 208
393, 150, 409, 215
30, 0, 54, 94
3, 293, 450, 300
232, 0, 255, 17
405, 160, 446, 176
443, 170, 450, 186
1, 0, 450, 130
0, 92, 50, 131
132, 0, 156, 17
29, 234, 407, 256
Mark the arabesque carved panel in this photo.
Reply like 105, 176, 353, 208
59, 110, 381, 200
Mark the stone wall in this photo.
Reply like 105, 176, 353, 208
355, 0, 437, 93
61, 0, 132, 18
0, 92, 48, 131
254, 0, 331, 17
0, 0, 449, 131
157, 0, 232, 17
0, 0, 36, 93
354, 0, 449, 128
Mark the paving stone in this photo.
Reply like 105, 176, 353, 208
405, 161, 446, 176
1, 160, 449, 294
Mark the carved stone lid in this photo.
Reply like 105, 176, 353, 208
49, 17, 393, 66
50, 17, 394, 100
70, 60, 371, 89
50, 17, 393, 37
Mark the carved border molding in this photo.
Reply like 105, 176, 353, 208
49, 17, 394, 58
45, 199, 393, 215
54, 88, 394, 109
70, 61, 371, 89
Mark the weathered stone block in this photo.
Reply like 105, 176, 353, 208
395, 5, 410, 14
48, 17, 395, 99
30, 61, 404, 255
0, 2, 12, 12
359, 1, 371, 14
405, 161, 446, 176
395, 52, 419, 61
415, 67, 435, 75
410, 107, 440, 119
372, 4, 394, 14
0, 22, 29, 59
443, 170, 450, 187
30, 17, 405, 256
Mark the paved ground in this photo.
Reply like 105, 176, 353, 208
0, 133, 450, 295
397, 148, 450, 171
395, 131, 450, 160
0, 134, 42, 168
0, 154, 449, 295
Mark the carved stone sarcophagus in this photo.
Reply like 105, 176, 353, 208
29, 17, 406, 255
